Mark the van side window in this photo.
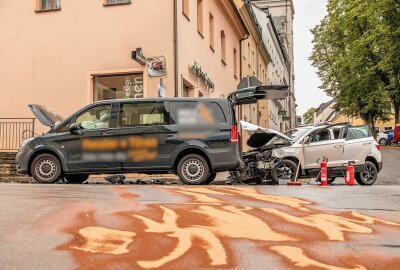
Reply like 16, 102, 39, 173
170, 101, 226, 124
119, 102, 168, 127
209, 102, 226, 123
76, 105, 111, 130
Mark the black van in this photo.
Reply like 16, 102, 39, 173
15, 86, 287, 185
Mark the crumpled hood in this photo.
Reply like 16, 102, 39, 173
240, 121, 291, 148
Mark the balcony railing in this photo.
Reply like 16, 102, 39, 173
0, 118, 35, 151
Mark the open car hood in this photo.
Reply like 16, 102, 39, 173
28, 104, 64, 127
241, 121, 292, 148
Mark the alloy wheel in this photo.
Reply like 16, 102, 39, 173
362, 164, 376, 184
276, 164, 294, 179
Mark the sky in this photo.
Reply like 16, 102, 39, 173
294, 0, 330, 116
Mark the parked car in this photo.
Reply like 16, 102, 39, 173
231, 122, 383, 185
376, 131, 389, 146
16, 86, 288, 185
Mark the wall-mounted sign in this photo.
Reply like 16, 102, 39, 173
191, 61, 215, 91
147, 55, 168, 79
132, 48, 146, 66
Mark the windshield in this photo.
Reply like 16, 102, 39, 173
284, 127, 311, 143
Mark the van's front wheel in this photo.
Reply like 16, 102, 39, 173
31, 153, 62, 184
177, 154, 210, 185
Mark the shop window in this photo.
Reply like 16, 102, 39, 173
221, 30, 226, 65
36, 0, 61, 12
233, 48, 237, 78
104, 0, 131, 6
94, 73, 143, 101
209, 13, 215, 51
120, 102, 168, 127
197, 0, 203, 37
182, 0, 189, 19
76, 105, 112, 130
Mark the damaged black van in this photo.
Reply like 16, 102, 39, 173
15, 86, 288, 185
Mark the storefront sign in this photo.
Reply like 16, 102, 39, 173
123, 77, 132, 98
132, 48, 146, 66
191, 61, 215, 91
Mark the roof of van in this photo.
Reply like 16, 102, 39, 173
91, 97, 229, 105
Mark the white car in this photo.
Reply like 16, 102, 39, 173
232, 122, 383, 185
376, 131, 388, 146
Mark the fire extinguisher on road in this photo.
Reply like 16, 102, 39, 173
345, 161, 355, 186
320, 156, 329, 186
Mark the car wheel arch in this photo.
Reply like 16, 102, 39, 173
174, 148, 212, 173
365, 156, 379, 171
28, 149, 65, 176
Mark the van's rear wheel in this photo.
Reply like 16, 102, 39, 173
204, 173, 217, 184
177, 154, 210, 185
31, 153, 62, 184
65, 174, 89, 184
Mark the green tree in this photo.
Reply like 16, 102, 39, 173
310, 0, 400, 133
303, 108, 316, 124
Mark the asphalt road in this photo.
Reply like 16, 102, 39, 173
0, 184, 399, 270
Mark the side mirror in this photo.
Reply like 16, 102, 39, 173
69, 123, 80, 134
304, 136, 310, 144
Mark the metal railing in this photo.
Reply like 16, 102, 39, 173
0, 118, 35, 151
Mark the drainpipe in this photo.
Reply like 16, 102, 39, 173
173, 0, 178, 97
239, 34, 249, 123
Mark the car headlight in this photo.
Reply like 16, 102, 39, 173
20, 137, 34, 149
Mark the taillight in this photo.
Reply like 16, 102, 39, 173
230, 125, 238, 143
375, 144, 381, 151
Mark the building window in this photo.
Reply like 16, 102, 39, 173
233, 48, 237, 78
93, 73, 143, 101
197, 0, 203, 37
104, 0, 131, 6
182, 0, 189, 20
209, 13, 214, 51
221, 31, 226, 64
36, 0, 61, 12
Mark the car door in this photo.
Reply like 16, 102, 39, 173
344, 125, 373, 166
113, 101, 174, 171
66, 103, 117, 172
303, 128, 345, 170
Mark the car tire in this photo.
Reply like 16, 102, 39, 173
397, 139, 400, 147
65, 174, 89, 184
355, 161, 378, 186
204, 173, 217, 185
177, 154, 210, 185
272, 159, 298, 183
31, 153, 62, 184
379, 138, 387, 146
